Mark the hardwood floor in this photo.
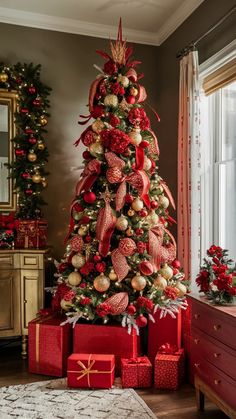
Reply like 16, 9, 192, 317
0, 340, 229, 418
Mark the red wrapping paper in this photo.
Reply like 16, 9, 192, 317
154, 348, 184, 390
148, 309, 182, 365
67, 353, 115, 388
73, 324, 139, 375
121, 357, 152, 388
15, 219, 47, 249
28, 316, 72, 377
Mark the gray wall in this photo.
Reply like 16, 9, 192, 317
0, 23, 158, 258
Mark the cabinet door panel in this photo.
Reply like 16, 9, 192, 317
21, 270, 44, 334
0, 269, 21, 336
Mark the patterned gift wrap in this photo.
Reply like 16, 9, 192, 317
15, 219, 48, 249
67, 353, 115, 388
154, 347, 184, 390
121, 357, 152, 388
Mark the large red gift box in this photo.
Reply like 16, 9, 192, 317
148, 309, 182, 365
15, 219, 47, 249
73, 324, 139, 375
67, 353, 115, 388
154, 348, 184, 390
121, 356, 152, 388
28, 316, 72, 377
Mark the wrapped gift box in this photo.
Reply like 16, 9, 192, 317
15, 219, 47, 249
121, 356, 152, 388
154, 347, 184, 390
67, 353, 115, 389
148, 309, 182, 365
73, 324, 139, 375
28, 316, 72, 377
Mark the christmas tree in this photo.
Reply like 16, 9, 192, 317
53, 22, 188, 330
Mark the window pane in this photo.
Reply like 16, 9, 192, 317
222, 81, 236, 161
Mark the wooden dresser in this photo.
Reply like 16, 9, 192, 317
189, 295, 236, 418
0, 249, 48, 357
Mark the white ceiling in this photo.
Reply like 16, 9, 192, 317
0, 0, 204, 45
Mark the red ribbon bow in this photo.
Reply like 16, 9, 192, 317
158, 343, 179, 355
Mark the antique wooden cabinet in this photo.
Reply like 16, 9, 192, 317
0, 249, 48, 357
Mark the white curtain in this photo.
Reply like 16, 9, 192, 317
177, 51, 201, 291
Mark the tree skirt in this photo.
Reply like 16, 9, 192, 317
0, 378, 157, 419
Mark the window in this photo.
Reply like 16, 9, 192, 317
199, 43, 236, 263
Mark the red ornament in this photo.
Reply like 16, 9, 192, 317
135, 228, 144, 236
127, 304, 136, 315
139, 261, 153, 276
70, 236, 83, 252
20, 108, 29, 114
25, 128, 34, 134
28, 86, 36, 94
94, 254, 101, 262
58, 262, 69, 273
173, 268, 179, 275
126, 95, 136, 104
172, 259, 181, 269
118, 238, 136, 256
85, 235, 92, 243
22, 172, 30, 179
29, 137, 37, 144
125, 194, 134, 204
139, 209, 148, 217
140, 140, 149, 148
82, 150, 92, 160
15, 149, 25, 156
80, 215, 90, 224
109, 114, 120, 127
151, 200, 158, 209
83, 191, 96, 204
136, 315, 147, 327
119, 86, 125, 95
25, 189, 33, 195
33, 99, 41, 106
95, 262, 106, 273
73, 203, 84, 212
137, 241, 146, 254
91, 105, 104, 118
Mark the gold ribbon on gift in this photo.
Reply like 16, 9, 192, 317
68, 354, 115, 387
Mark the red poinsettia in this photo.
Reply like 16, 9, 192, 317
101, 128, 130, 154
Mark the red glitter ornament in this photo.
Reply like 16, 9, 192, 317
94, 254, 102, 262
82, 150, 92, 160
151, 200, 158, 209
28, 86, 36, 94
29, 137, 37, 144
95, 262, 106, 272
20, 108, 29, 114
136, 314, 147, 327
139, 209, 148, 217
33, 99, 41, 106
25, 189, 33, 195
127, 304, 136, 315
83, 191, 96, 204
22, 172, 30, 179
125, 194, 134, 204
172, 259, 181, 269
135, 228, 144, 236
126, 95, 135, 104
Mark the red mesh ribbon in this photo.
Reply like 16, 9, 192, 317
159, 179, 176, 210
148, 225, 177, 272
116, 170, 150, 211
137, 85, 147, 103
111, 248, 130, 281
89, 75, 104, 113
104, 292, 129, 315
96, 200, 116, 257
158, 343, 179, 355
147, 129, 160, 156
105, 152, 125, 169
75, 159, 101, 196
126, 68, 138, 82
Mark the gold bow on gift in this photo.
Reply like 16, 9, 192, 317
69, 354, 115, 387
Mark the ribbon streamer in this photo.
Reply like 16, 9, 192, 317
148, 225, 177, 272
116, 170, 150, 211
75, 159, 101, 196
111, 248, 130, 281
96, 198, 116, 257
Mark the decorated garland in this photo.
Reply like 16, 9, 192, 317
0, 62, 51, 218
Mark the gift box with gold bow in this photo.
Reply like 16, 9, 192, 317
67, 353, 115, 389
121, 356, 152, 388
154, 344, 184, 390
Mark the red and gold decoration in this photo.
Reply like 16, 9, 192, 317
154, 344, 184, 390
15, 219, 47, 249
52, 20, 188, 332
121, 356, 152, 388
0, 62, 51, 219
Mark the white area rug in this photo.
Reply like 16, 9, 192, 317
0, 378, 157, 419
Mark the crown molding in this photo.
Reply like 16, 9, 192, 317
0, 1, 204, 46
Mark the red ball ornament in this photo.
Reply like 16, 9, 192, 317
33, 99, 41, 106
125, 194, 134, 204
73, 203, 84, 212
91, 105, 104, 118
172, 259, 181, 269
22, 172, 30, 179
28, 86, 36, 94
80, 215, 90, 224
140, 140, 149, 148
83, 191, 96, 204
25, 189, 33, 195
126, 95, 136, 104
94, 254, 101, 262
135, 228, 144, 236
15, 149, 25, 156
127, 304, 137, 315
85, 235, 92, 243
136, 314, 147, 327
137, 241, 146, 254
25, 128, 34, 134
139, 209, 148, 217
151, 200, 158, 209
20, 108, 29, 114
29, 137, 37, 145
173, 268, 179, 275
82, 150, 92, 160
95, 262, 106, 273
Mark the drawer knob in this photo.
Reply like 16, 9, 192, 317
24, 299, 27, 304
194, 338, 200, 344
213, 324, 221, 331
194, 314, 200, 319
214, 352, 221, 358
214, 379, 221, 385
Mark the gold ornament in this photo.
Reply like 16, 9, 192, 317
109, 269, 118, 281
68, 271, 82, 286
117, 74, 129, 87
144, 156, 152, 171
159, 196, 170, 209
94, 273, 110, 292
176, 281, 187, 297
104, 94, 118, 108
116, 215, 128, 231
132, 198, 143, 212
60, 299, 72, 311
129, 128, 142, 146
153, 274, 167, 290
160, 263, 173, 280
92, 119, 104, 133
78, 225, 88, 236
89, 142, 104, 157
40, 116, 48, 126
128, 209, 135, 217
37, 142, 45, 150
126, 227, 133, 237
71, 254, 86, 269
42, 180, 48, 188
32, 173, 41, 183
28, 152, 37, 162
0, 72, 8, 83
131, 273, 147, 291
130, 86, 138, 96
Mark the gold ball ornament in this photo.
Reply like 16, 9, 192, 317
68, 271, 82, 286
94, 274, 110, 292
92, 119, 104, 133
37, 142, 45, 150
132, 198, 144, 212
0, 72, 8, 83
176, 281, 187, 297
78, 225, 88, 236
104, 94, 118, 108
32, 173, 41, 183
130, 86, 138, 96
60, 299, 72, 311
128, 209, 135, 217
117, 74, 129, 87
144, 156, 152, 171
71, 254, 86, 269
40, 116, 48, 126
131, 273, 147, 291
126, 227, 133, 237
109, 269, 118, 281
89, 142, 104, 157
28, 152, 37, 162
160, 264, 173, 280
153, 274, 168, 290
116, 216, 128, 231
147, 210, 159, 227
129, 128, 142, 146
159, 196, 170, 209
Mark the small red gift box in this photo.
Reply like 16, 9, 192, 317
73, 324, 139, 375
15, 219, 47, 249
0, 212, 15, 229
121, 356, 152, 388
28, 315, 72, 377
67, 353, 115, 389
154, 345, 184, 390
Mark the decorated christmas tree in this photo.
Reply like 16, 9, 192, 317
53, 22, 188, 330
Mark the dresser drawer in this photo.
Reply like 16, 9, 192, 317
191, 327, 236, 381
192, 301, 236, 350
0, 254, 14, 268
20, 254, 41, 269
193, 355, 236, 409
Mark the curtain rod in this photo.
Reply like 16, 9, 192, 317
176, 5, 236, 58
